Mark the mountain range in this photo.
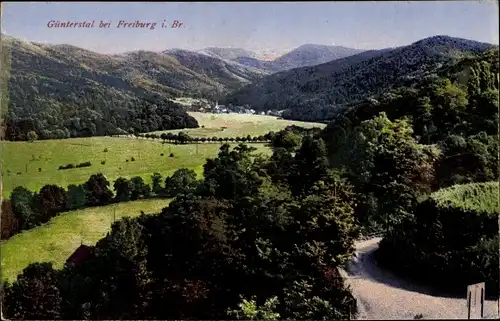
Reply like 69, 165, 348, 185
1, 34, 497, 140
200, 44, 366, 72
224, 36, 496, 121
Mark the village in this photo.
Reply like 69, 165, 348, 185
190, 100, 285, 117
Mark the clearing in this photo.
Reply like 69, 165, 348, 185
1, 198, 171, 282
149, 111, 326, 138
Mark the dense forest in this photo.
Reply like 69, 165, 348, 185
224, 36, 495, 121
5, 94, 199, 141
321, 46, 498, 229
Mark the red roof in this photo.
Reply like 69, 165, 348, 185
66, 244, 92, 267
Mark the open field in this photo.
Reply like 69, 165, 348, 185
149, 112, 326, 138
0, 137, 272, 198
172, 97, 210, 106
1, 198, 171, 282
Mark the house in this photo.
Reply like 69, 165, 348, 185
65, 244, 93, 267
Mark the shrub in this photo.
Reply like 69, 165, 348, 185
160, 153, 164, 156
76, 161, 92, 168
169, 153, 174, 157
101, 160, 106, 165
377, 182, 499, 296
38, 168, 42, 172
103, 148, 108, 152
131, 157, 135, 162
58, 164, 75, 170
126, 159, 129, 162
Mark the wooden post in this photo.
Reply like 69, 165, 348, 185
467, 291, 471, 319
480, 288, 484, 318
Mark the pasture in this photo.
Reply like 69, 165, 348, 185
1, 198, 171, 282
149, 112, 326, 138
0, 137, 271, 198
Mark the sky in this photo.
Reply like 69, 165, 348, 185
1, 1, 499, 55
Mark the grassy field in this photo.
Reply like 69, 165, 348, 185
1, 198, 171, 282
150, 112, 326, 138
0, 137, 271, 198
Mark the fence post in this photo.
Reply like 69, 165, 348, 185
467, 291, 471, 319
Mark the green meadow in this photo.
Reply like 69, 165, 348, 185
0, 137, 271, 198
0, 113, 321, 281
150, 111, 326, 138
1, 198, 171, 283
0, 113, 323, 197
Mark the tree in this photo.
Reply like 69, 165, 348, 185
114, 177, 133, 202
36, 184, 67, 221
266, 147, 294, 185
1, 200, 19, 239
130, 176, 151, 200
66, 184, 87, 210
227, 296, 280, 320
289, 136, 331, 197
177, 131, 191, 144
26, 130, 38, 142
84, 173, 113, 206
164, 169, 199, 198
343, 113, 439, 232
435, 132, 498, 188
3, 263, 62, 319
202, 144, 262, 200
10, 186, 37, 230
271, 130, 301, 151
151, 173, 164, 196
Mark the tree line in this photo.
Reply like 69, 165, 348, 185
120, 125, 322, 146
1, 169, 200, 241
134, 131, 272, 144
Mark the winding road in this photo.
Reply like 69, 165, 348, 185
341, 238, 499, 320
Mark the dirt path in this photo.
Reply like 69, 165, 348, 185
340, 238, 499, 320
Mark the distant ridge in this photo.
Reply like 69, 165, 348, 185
223, 35, 495, 121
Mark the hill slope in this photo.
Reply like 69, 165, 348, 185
224, 36, 495, 121
200, 44, 365, 73
272, 43, 366, 70
164, 48, 268, 89
2, 36, 269, 140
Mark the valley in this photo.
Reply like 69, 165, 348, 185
1, 4, 499, 319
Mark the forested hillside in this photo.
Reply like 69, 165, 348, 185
164, 49, 268, 88
321, 45, 498, 231
271, 44, 365, 71
224, 36, 495, 121
1, 36, 268, 140
201, 44, 365, 73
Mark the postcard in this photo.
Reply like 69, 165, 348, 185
0, 2, 499, 320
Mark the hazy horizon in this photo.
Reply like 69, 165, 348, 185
1, 1, 499, 55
